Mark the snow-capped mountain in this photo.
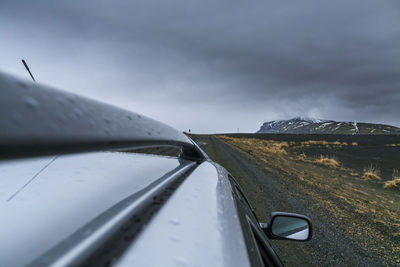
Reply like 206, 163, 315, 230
256, 117, 400, 135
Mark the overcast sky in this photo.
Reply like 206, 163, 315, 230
1, 0, 399, 133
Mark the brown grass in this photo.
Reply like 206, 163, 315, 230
315, 155, 340, 168
300, 140, 346, 147
301, 140, 329, 146
298, 152, 307, 159
384, 143, 400, 147
362, 166, 381, 180
385, 179, 400, 189
261, 141, 289, 154
384, 169, 400, 189
219, 136, 289, 155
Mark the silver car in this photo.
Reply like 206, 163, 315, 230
0, 72, 311, 267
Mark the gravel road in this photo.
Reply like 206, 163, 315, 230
191, 135, 386, 267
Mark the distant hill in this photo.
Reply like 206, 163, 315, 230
256, 117, 400, 135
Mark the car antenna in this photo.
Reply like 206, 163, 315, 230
21, 59, 36, 82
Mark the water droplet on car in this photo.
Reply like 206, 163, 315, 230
169, 218, 180, 226
83, 229, 92, 236
55, 111, 67, 122
23, 96, 39, 110
17, 81, 28, 89
173, 257, 187, 266
170, 235, 181, 243
73, 108, 83, 117
66, 95, 76, 104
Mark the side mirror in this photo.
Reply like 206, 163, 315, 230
261, 212, 312, 241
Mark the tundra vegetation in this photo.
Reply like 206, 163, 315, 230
315, 155, 340, 168
362, 166, 382, 181
384, 169, 400, 190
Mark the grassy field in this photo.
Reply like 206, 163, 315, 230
191, 134, 400, 266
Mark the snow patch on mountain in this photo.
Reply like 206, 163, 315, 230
256, 118, 400, 135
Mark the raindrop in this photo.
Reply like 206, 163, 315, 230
17, 81, 28, 89
56, 95, 67, 105
66, 95, 76, 104
173, 257, 187, 266
56, 111, 66, 122
83, 229, 92, 236
73, 108, 83, 117
169, 218, 180, 226
170, 235, 181, 243
137, 114, 142, 119
127, 115, 132, 120
23, 96, 39, 110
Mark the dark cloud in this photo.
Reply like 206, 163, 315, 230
1, 0, 399, 132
